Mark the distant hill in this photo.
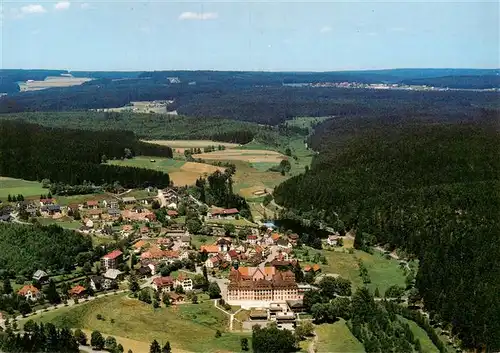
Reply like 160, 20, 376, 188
401, 74, 500, 89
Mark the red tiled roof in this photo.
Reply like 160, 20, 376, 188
167, 210, 178, 216
312, 264, 321, 272
153, 276, 173, 287
247, 235, 257, 240
69, 285, 86, 295
103, 249, 123, 260
40, 198, 54, 204
200, 245, 219, 253
271, 233, 280, 241
86, 200, 99, 206
304, 265, 312, 272
211, 208, 239, 216
140, 226, 149, 233
145, 213, 157, 221
18, 285, 39, 296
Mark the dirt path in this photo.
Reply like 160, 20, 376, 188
308, 331, 318, 353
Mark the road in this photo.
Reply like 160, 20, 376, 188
259, 245, 281, 268
10, 211, 31, 225
0, 290, 128, 329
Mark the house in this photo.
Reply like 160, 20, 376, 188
180, 236, 191, 248
168, 292, 185, 304
145, 213, 157, 222
136, 266, 152, 278
216, 238, 232, 252
121, 224, 133, 235
277, 238, 292, 249
264, 236, 275, 245
327, 234, 341, 246
162, 188, 179, 203
312, 264, 321, 272
152, 276, 174, 292
179, 251, 190, 261
288, 233, 299, 245
225, 249, 239, 262
103, 200, 119, 209
122, 196, 136, 204
67, 203, 81, 214
88, 209, 102, 220
90, 276, 116, 291
18, 285, 41, 301
85, 200, 99, 209
205, 255, 221, 269
39, 198, 54, 206
133, 240, 148, 253
101, 250, 123, 270
103, 269, 124, 281
140, 226, 150, 236
69, 285, 86, 298
167, 210, 178, 218
41, 204, 61, 215
108, 208, 121, 218
304, 264, 321, 273
174, 274, 193, 291
32, 270, 49, 284
209, 208, 239, 219
247, 235, 257, 245
200, 245, 220, 256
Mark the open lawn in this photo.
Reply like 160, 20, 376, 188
108, 156, 224, 186
27, 294, 250, 353
0, 177, 46, 200
191, 235, 217, 250
315, 320, 365, 353
143, 140, 241, 153
36, 217, 82, 230
399, 316, 439, 353
300, 248, 407, 294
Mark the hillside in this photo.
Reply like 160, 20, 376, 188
0, 120, 173, 188
273, 120, 500, 351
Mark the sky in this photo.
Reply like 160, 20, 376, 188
1, 0, 499, 71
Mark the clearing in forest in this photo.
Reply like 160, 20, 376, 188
143, 140, 241, 153
19, 76, 92, 91
0, 177, 46, 199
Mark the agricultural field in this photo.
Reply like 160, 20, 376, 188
206, 218, 259, 228
314, 320, 365, 353
298, 247, 407, 294
36, 217, 82, 230
26, 294, 250, 353
144, 140, 241, 153
18, 76, 92, 92
194, 149, 286, 163
0, 177, 46, 200
108, 156, 224, 186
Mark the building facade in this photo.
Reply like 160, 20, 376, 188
227, 267, 300, 306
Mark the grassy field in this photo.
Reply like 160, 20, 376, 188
399, 317, 439, 353
315, 320, 365, 353
285, 116, 332, 132
144, 140, 241, 153
0, 177, 46, 200
194, 149, 286, 163
191, 235, 217, 250
300, 248, 407, 294
27, 294, 250, 353
36, 217, 82, 230
108, 156, 224, 186
56, 193, 109, 206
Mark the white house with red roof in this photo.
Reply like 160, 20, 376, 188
100, 249, 123, 270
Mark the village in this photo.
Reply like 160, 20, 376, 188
0, 186, 349, 337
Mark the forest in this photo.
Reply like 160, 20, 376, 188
273, 116, 500, 350
0, 223, 93, 276
0, 120, 172, 188
1, 74, 498, 125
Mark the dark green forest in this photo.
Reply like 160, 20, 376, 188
0, 223, 93, 275
274, 119, 500, 350
0, 120, 172, 188
1, 76, 498, 125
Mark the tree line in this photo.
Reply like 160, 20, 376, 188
0, 120, 172, 188
274, 120, 500, 351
